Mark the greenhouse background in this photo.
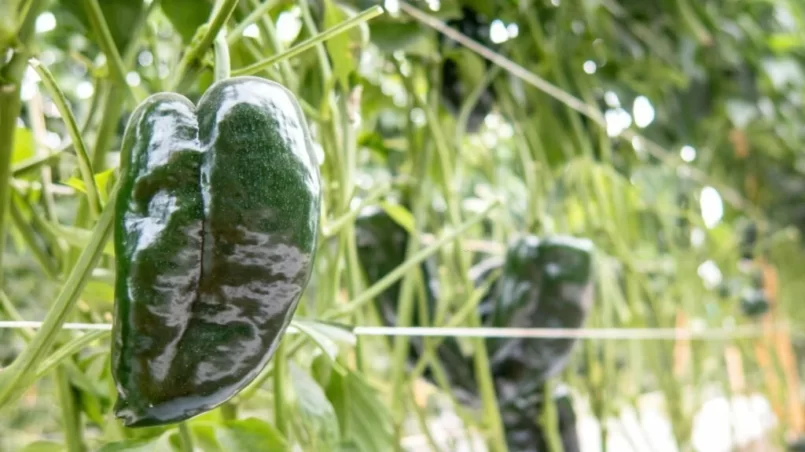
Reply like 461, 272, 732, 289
1, 0, 805, 451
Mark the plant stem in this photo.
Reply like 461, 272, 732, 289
389, 123, 432, 425
540, 380, 563, 452
213, 31, 231, 82
0, 0, 45, 287
232, 6, 384, 76
172, 0, 239, 90
178, 422, 194, 452
322, 182, 392, 237
273, 338, 287, 435
325, 200, 500, 319
81, 0, 130, 95
56, 366, 86, 452
243, 0, 296, 88
30, 59, 102, 218
34, 330, 109, 379
228, 0, 280, 44
8, 200, 60, 279
0, 84, 23, 288
0, 188, 118, 407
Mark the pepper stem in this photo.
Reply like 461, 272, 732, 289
213, 30, 231, 82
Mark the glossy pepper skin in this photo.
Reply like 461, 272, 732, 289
489, 235, 594, 387
112, 76, 320, 427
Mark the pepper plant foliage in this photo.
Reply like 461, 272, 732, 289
1, 0, 805, 451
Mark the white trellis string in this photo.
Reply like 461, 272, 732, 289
0, 320, 793, 341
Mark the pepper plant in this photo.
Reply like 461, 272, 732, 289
2, 0, 805, 451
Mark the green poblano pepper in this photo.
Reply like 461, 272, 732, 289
354, 206, 439, 327
489, 235, 595, 387
112, 77, 321, 427
353, 208, 481, 398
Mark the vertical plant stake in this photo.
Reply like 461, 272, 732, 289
111, 61, 321, 425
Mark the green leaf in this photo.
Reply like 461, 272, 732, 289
292, 319, 356, 361
64, 177, 85, 194
323, 0, 356, 90
13, 127, 36, 182
290, 362, 340, 449
214, 418, 287, 452
97, 432, 175, 452
80, 279, 115, 308
378, 201, 415, 234
324, 367, 394, 452
12, 127, 34, 165
20, 441, 64, 452
65, 168, 117, 204
161, 0, 214, 43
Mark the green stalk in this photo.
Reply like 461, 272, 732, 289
238, 37, 286, 85
34, 330, 109, 379
0, 86, 23, 287
406, 384, 442, 451
273, 338, 287, 435
232, 6, 384, 76
55, 366, 85, 452
388, 120, 433, 425
70, 83, 123, 264
26, 91, 69, 267
178, 423, 194, 452
213, 31, 231, 82
242, 0, 295, 88
0, 187, 118, 407
540, 380, 563, 452
91, 86, 124, 171
411, 63, 506, 450
30, 59, 102, 218
81, 0, 127, 86
229, 0, 280, 44
409, 271, 500, 379
12, 149, 66, 177
0, 0, 46, 287
8, 199, 60, 279
322, 182, 392, 237
122, 0, 162, 68
172, 0, 239, 90
325, 200, 500, 319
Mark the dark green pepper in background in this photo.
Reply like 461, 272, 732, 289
500, 384, 581, 452
354, 207, 439, 327
740, 288, 770, 318
489, 236, 594, 388
113, 77, 321, 427
354, 223, 593, 450
354, 208, 479, 400
488, 236, 592, 452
